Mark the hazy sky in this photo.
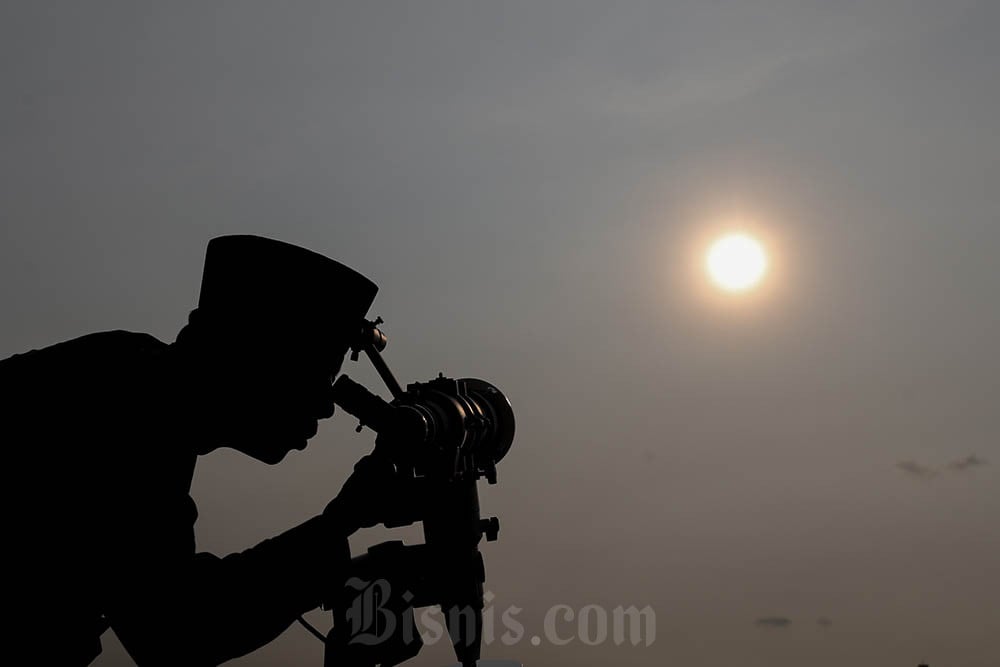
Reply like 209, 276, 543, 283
2, 2, 998, 666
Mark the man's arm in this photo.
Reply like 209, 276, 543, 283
105, 512, 350, 667
102, 454, 395, 667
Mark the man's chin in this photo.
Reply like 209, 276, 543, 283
233, 440, 305, 465
256, 449, 289, 465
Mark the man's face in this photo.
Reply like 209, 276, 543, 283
211, 346, 345, 464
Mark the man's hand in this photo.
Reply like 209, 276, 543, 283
324, 453, 400, 536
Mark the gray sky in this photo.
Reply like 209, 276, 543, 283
2, 2, 998, 666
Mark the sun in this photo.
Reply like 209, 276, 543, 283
706, 233, 767, 291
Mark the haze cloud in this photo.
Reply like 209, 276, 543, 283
755, 617, 792, 628
896, 460, 937, 480
948, 455, 987, 472
897, 455, 988, 479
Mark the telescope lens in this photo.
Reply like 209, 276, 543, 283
332, 374, 514, 473
461, 378, 515, 465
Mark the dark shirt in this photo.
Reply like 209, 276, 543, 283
3, 331, 348, 665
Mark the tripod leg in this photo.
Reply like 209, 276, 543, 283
443, 602, 482, 667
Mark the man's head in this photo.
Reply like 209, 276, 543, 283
175, 235, 378, 463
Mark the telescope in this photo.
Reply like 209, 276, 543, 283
315, 317, 515, 667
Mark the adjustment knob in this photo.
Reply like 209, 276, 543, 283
480, 516, 500, 541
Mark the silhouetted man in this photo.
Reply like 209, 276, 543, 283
4, 235, 395, 665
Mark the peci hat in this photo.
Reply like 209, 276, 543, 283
195, 235, 378, 360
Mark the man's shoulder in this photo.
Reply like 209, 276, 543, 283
58, 329, 168, 360
1, 330, 170, 390
2, 330, 167, 368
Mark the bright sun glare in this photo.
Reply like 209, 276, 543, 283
706, 233, 767, 292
